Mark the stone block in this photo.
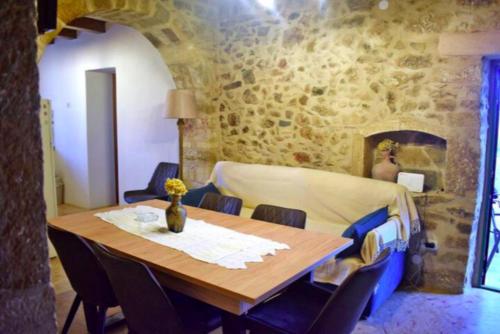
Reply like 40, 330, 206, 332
293, 152, 311, 163
422, 270, 465, 293
397, 55, 432, 69
241, 69, 256, 84
0, 284, 56, 334
243, 89, 258, 104
346, 0, 373, 11
282, 28, 304, 47
446, 207, 474, 219
227, 113, 240, 126
456, 222, 472, 234
312, 87, 325, 96
162, 28, 180, 42
223, 81, 242, 90
444, 236, 470, 249
143, 32, 163, 48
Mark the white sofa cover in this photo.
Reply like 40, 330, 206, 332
208, 161, 420, 284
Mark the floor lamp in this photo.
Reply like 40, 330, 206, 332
164, 89, 198, 180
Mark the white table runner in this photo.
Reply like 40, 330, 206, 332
95, 205, 289, 269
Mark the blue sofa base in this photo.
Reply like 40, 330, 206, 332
312, 250, 405, 318
361, 250, 406, 318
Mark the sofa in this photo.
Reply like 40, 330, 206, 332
206, 161, 420, 317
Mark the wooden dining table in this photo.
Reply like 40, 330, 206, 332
49, 199, 352, 330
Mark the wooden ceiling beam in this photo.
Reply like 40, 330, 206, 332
67, 17, 106, 33
58, 28, 78, 39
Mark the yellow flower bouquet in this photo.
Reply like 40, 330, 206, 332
377, 139, 399, 153
164, 178, 188, 196
164, 178, 188, 233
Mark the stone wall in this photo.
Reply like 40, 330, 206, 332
44, 0, 498, 293
0, 1, 56, 332
212, 0, 494, 292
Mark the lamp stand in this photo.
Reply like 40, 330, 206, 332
177, 118, 185, 180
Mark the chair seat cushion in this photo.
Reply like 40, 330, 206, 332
123, 190, 161, 204
245, 282, 332, 334
166, 288, 221, 333
337, 206, 388, 258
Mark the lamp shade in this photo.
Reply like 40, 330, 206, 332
164, 89, 198, 119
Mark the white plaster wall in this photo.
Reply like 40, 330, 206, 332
39, 24, 178, 208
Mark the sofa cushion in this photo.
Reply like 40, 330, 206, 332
181, 183, 221, 207
337, 206, 388, 258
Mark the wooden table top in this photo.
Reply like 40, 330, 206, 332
49, 200, 352, 314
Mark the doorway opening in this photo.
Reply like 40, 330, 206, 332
476, 58, 500, 291
85, 68, 119, 207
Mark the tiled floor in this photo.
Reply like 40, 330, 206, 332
354, 289, 499, 334
52, 204, 500, 334
57, 203, 89, 216
52, 251, 500, 334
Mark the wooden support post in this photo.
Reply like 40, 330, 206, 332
67, 17, 106, 33
177, 118, 185, 180
59, 28, 78, 39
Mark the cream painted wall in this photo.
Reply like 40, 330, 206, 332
39, 24, 178, 208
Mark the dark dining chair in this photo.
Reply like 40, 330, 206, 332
47, 225, 122, 334
124, 162, 179, 203
91, 242, 221, 334
242, 248, 392, 334
251, 204, 307, 229
199, 192, 243, 216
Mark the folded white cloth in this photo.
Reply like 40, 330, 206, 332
95, 205, 290, 269
314, 256, 365, 286
361, 217, 400, 264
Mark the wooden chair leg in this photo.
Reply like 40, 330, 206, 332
95, 306, 107, 334
83, 302, 107, 334
222, 312, 245, 334
83, 302, 97, 334
61, 295, 81, 334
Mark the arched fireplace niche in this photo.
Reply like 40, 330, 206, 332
352, 122, 448, 193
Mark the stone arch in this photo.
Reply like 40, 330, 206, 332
351, 119, 451, 189
37, 0, 220, 185
357, 119, 449, 141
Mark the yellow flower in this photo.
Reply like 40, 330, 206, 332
377, 139, 399, 153
164, 178, 188, 196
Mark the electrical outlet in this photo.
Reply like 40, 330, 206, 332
423, 240, 438, 252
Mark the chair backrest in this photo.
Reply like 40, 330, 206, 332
251, 204, 307, 229
199, 192, 243, 216
308, 249, 392, 334
47, 225, 117, 306
91, 243, 185, 334
147, 162, 179, 196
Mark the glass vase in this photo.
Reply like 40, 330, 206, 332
166, 195, 187, 233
